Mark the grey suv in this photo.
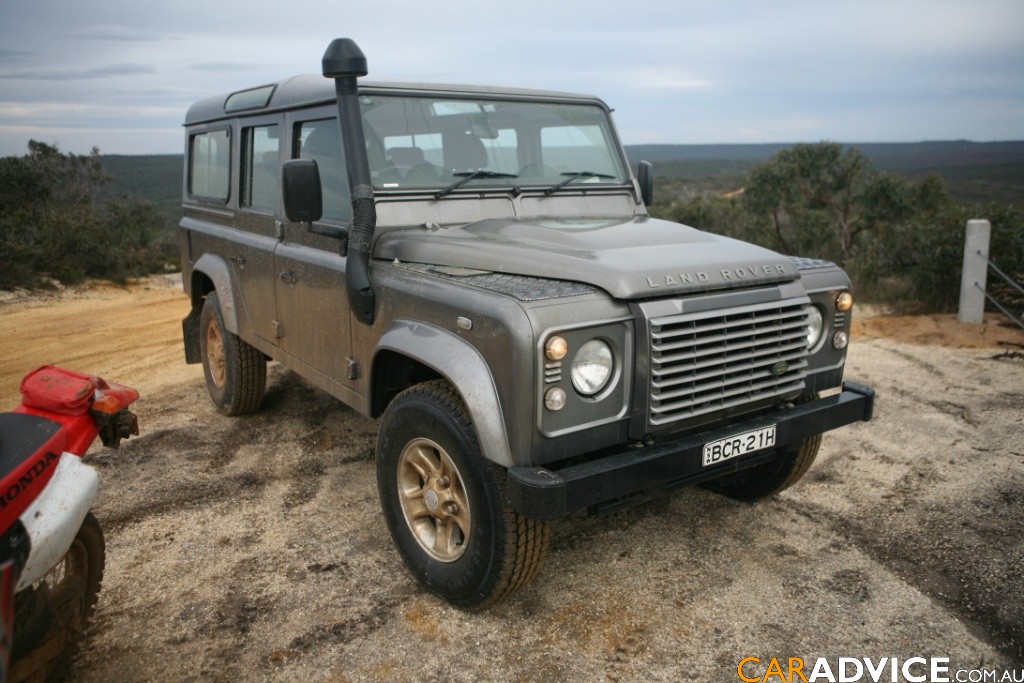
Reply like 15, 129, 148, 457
179, 38, 874, 608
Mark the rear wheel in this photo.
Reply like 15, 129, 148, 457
377, 380, 550, 609
10, 513, 105, 682
199, 292, 266, 415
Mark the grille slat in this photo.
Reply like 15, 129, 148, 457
647, 298, 810, 427
653, 306, 808, 342
653, 352, 808, 390
653, 318, 809, 354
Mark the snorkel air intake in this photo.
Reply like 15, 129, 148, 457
322, 38, 376, 325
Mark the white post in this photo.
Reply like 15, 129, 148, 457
958, 219, 991, 324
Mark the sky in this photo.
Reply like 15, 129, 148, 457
1, 0, 1022, 157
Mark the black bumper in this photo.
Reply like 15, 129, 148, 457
507, 380, 875, 520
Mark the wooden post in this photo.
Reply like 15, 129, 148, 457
958, 219, 991, 324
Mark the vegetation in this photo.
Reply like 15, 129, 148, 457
1, 140, 1020, 314
0, 141, 174, 290
652, 142, 1023, 313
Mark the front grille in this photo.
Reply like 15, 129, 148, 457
648, 299, 809, 427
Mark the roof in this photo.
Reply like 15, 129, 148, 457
184, 74, 609, 126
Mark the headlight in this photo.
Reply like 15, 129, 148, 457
806, 306, 824, 349
571, 340, 613, 396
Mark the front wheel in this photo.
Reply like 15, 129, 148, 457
377, 380, 550, 609
199, 292, 266, 415
704, 433, 823, 501
10, 512, 105, 682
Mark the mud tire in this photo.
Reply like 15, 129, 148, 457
199, 292, 266, 416
377, 380, 550, 609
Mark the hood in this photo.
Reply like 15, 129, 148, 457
375, 216, 798, 299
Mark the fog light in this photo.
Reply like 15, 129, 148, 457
544, 387, 567, 411
832, 331, 849, 349
545, 336, 568, 361
836, 291, 853, 312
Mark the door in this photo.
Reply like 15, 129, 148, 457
273, 110, 356, 390
232, 118, 283, 345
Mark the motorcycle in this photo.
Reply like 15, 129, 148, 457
0, 366, 138, 682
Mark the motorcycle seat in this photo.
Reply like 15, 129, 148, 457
0, 413, 65, 483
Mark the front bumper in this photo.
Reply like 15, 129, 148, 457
507, 380, 874, 520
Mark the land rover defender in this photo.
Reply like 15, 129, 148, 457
179, 38, 874, 608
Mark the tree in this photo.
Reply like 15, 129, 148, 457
0, 140, 167, 289
744, 142, 871, 263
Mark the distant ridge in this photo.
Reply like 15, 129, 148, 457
94, 140, 1023, 220
625, 140, 1024, 170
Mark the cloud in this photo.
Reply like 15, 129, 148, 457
72, 24, 170, 42
634, 70, 710, 91
187, 62, 255, 72
0, 63, 156, 81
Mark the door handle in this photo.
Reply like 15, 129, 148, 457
279, 270, 298, 286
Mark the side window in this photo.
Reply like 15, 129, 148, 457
189, 129, 230, 201
294, 119, 351, 223
241, 124, 279, 211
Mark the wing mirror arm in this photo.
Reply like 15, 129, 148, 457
637, 160, 654, 208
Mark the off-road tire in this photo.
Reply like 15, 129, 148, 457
199, 292, 266, 416
10, 512, 105, 682
377, 380, 550, 609
704, 433, 823, 501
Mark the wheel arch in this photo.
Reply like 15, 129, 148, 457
373, 321, 513, 468
190, 253, 241, 335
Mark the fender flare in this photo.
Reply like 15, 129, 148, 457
191, 253, 241, 335
376, 320, 513, 468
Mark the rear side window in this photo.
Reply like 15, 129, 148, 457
241, 125, 279, 211
294, 119, 351, 222
189, 129, 230, 201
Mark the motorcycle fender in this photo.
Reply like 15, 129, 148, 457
377, 321, 513, 468
16, 454, 97, 591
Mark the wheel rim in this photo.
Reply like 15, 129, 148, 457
397, 438, 471, 563
205, 319, 226, 388
38, 535, 91, 634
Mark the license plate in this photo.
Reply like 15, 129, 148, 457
702, 425, 776, 467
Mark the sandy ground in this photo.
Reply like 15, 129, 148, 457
0, 277, 1022, 682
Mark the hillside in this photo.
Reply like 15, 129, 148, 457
96, 141, 1024, 224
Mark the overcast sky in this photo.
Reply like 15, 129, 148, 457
1, 0, 1022, 157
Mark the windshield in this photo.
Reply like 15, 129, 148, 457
359, 94, 628, 191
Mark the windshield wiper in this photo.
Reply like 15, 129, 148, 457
543, 171, 616, 196
434, 169, 519, 199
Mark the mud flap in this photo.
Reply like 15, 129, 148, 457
182, 308, 201, 364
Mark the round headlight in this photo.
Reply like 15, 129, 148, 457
571, 340, 613, 396
836, 291, 853, 312
806, 306, 824, 349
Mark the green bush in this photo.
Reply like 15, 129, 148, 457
0, 141, 169, 289
655, 143, 1024, 313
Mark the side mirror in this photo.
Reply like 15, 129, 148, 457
637, 160, 654, 207
282, 159, 323, 224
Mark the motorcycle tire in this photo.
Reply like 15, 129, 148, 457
10, 512, 105, 682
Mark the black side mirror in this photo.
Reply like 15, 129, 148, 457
637, 160, 654, 207
282, 159, 323, 223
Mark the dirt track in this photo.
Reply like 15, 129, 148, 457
1, 277, 1022, 682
